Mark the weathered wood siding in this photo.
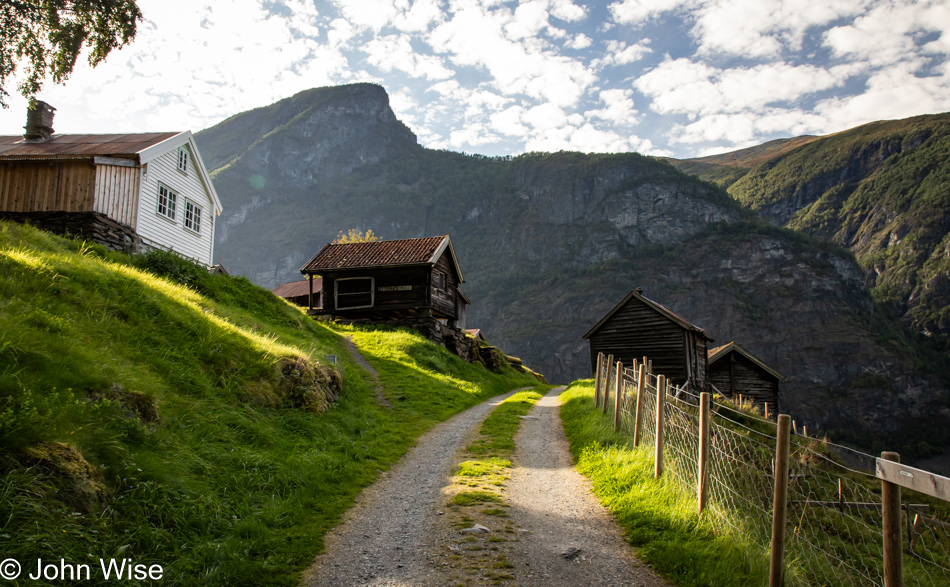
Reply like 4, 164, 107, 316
93, 163, 140, 228
588, 298, 690, 383
320, 267, 428, 312
430, 251, 459, 319
708, 351, 778, 409
0, 161, 96, 213
136, 143, 216, 266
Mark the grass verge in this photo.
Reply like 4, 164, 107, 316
559, 379, 770, 587
0, 220, 540, 587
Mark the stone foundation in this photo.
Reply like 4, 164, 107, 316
0, 211, 141, 253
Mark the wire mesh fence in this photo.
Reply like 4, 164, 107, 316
592, 353, 950, 587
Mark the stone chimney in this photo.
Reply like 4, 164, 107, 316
24, 101, 55, 141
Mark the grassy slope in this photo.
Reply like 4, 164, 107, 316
0, 221, 538, 587
559, 380, 769, 587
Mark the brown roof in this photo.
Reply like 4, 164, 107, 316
273, 278, 322, 298
465, 328, 486, 341
0, 132, 181, 159
583, 289, 711, 341
708, 342, 786, 381
301, 235, 463, 281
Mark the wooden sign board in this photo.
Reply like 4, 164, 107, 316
876, 458, 950, 501
378, 285, 412, 292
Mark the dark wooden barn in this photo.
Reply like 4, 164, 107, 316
582, 289, 712, 390
272, 278, 322, 308
299, 235, 468, 327
707, 342, 785, 411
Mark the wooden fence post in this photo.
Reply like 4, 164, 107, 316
614, 361, 623, 431
602, 356, 613, 415
655, 374, 666, 478
603, 354, 614, 411
594, 352, 604, 408
633, 364, 646, 447
770, 414, 791, 587
882, 451, 903, 587
697, 392, 710, 514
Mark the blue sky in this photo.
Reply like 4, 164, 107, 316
1, 0, 949, 158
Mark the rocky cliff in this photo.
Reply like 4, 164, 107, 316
670, 115, 950, 341
197, 84, 950, 457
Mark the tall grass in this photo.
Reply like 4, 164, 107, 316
0, 220, 539, 587
559, 380, 770, 587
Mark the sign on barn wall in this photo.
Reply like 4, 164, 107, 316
378, 286, 412, 292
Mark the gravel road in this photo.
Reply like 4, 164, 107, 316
503, 386, 669, 587
300, 388, 526, 587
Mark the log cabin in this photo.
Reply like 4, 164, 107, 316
299, 235, 468, 328
707, 342, 785, 411
583, 288, 712, 390
0, 102, 222, 266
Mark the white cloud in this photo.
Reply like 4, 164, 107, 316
636, 58, 848, 117
586, 88, 638, 125
594, 39, 652, 68
566, 34, 593, 49
363, 34, 455, 79
427, 3, 596, 107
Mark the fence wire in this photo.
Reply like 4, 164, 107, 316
597, 355, 950, 587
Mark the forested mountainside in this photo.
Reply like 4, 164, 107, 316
197, 84, 950, 455
670, 114, 950, 342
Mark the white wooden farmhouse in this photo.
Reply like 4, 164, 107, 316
0, 102, 222, 266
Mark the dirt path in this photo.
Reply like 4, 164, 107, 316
300, 387, 528, 587
503, 386, 669, 586
342, 335, 391, 408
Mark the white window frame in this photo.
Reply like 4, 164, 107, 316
177, 147, 189, 173
157, 184, 178, 221
183, 199, 202, 234
334, 277, 375, 310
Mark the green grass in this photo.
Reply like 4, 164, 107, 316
451, 490, 505, 506
559, 379, 770, 587
467, 390, 544, 457
0, 220, 539, 587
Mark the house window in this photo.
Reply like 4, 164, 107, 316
435, 270, 446, 291
178, 147, 189, 173
184, 200, 202, 234
157, 185, 177, 220
335, 277, 374, 309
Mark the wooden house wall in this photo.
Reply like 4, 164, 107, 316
430, 251, 459, 319
707, 352, 778, 408
0, 161, 96, 213
588, 298, 690, 384
93, 163, 140, 228
321, 267, 428, 312
136, 143, 216, 266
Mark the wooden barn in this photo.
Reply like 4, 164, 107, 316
583, 289, 712, 390
0, 101, 222, 266
273, 278, 323, 308
707, 342, 785, 411
299, 235, 468, 327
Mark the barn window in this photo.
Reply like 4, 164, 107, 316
157, 185, 177, 220
435, 270, 446, 291
177, 147, 189, 173
335, 277, 374, 309
184, 200, 202, 234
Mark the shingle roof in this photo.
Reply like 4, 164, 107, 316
272, 278, 322, 298
708, 342, 786, 381
300, 235, 463, 281
0, 133, 181, 159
